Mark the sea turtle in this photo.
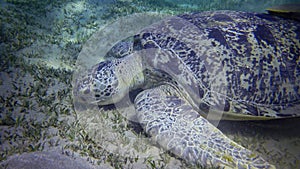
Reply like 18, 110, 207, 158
74, 10, 300, 168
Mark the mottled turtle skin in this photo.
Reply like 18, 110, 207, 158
75, 11, 300, 168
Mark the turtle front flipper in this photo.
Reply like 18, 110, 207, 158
134, 85, 275, 169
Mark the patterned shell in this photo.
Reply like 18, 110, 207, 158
113, 11, 300, 118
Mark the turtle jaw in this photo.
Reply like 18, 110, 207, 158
91, 81, 131, 106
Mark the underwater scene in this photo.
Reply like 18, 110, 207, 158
1, 0, 300, 168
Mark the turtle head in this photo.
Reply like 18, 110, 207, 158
75, 60, 124, 105
74, 57, 144, 105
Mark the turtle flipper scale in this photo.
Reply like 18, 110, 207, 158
134, 85, 275, 169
